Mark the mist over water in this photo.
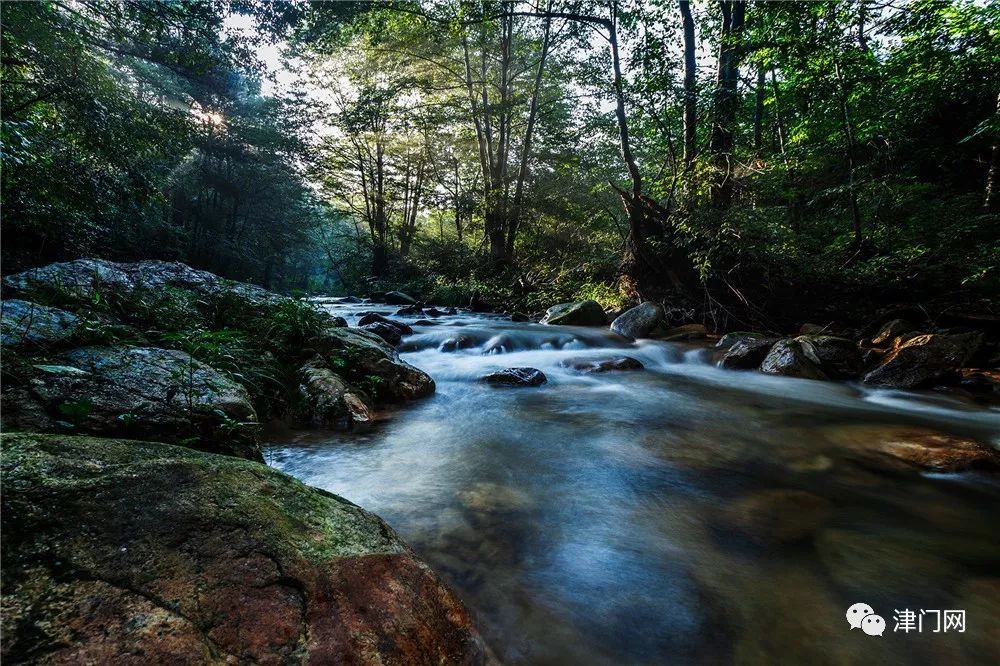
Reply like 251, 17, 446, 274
267, 301, 1000, 664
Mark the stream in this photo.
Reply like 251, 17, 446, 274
266, 302, 1000, 665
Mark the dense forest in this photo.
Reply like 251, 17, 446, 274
3, 0, 998, 321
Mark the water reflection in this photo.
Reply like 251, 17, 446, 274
267, 302, 1000, 664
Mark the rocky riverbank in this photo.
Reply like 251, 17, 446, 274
0, 259, 487, 664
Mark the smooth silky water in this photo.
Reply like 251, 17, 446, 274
266, 302, 1000, 665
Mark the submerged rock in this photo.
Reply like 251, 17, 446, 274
540, 300, 607, 326
610, 302, 665, 339
863, 331, 983, 388
559, 356, 644, 373
759, 339, 828, 380
1, 300, 81, 348
0, 433, 489, 665
829, 424, 999, 473
0, 346, 260, 459
719, 337, 779, 370
722, 488, 834, 545
297, 357, 373, 429
481, 367, 547, 387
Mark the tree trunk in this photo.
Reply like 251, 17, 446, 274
753, 66, 765, 151
985, 91, 1000, 213
680, 0, 697, 171
834, 59, 863, 252
506, 1, 553, 258
708, 0, 745, 209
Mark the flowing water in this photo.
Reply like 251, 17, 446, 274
266, 302, 1000, 665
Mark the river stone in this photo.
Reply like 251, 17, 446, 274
759, 339, 828, 380
1, 299, 81, 348
610, 302, 664, 339
360, 321, 402, 346
863, 331, 983, 388
357, 312, 413, 335
384, 290, 418, 305
395, 305, 424, 316
297, 357, 373, 429
0, 433, 489, 665
869, 318, 916, 346
0, 345, 260, 459
652, 323, 708, 341
723, 489, 834, 545
559, 356, 644, 373
481, 367, 547, 387
794, 335, 863, 379
716, 331, 766, 348
314, 327, 435, 402
540, 300, 607, 326
719, 338, 779, 370
439, 335, 475, 353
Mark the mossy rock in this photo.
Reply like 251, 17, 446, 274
539, 300, 608, 326
1, 433, 488, 665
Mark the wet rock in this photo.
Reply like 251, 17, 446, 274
540, 300, 607, 326
609, 302, 665, 339
959, 368, 1000, 394
315, 327, 435, 402
869, 318, 916, 346
559, 356, 644, 373
759, 339, 828, 380
719, 338, 779, 370
653, 323, 708, 341
0, 346, 260, 459
395, 305, 424, 316
439, 336, 475, 353
327, 315, 348, 327
716, 331, 766, 348
863, 331, 983, 388
723, 489, 833, 544
357, 312, 413, 335
361, 322, 403, 346
423, 307, 448, 318
830, 424, 1000, 473
0, 433, 489, 665
1, 300, 81, 348
383, 290, 418, 305
297, 357, 373, 429
483, 334, 514, 354
510, 312, 530, 322
480, 367, 547, 387
794, 335, 863, 379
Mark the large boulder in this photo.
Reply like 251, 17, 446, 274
795, 335, 864, 379
2, 259, 282, 310
719, 337, 779, 370
863, 332, 984, 388
1, 300, 81, 348
0, 346, 260, 460
0, 433, 489, 665
759, 339, 828, 380
358, 312, 413, 335
384, 290, 418, 305
540, 300, 607, 326
297, 357, 373, 429
315, 327, 435, 402
480, 367, 547, 387
610, 302, 664, 339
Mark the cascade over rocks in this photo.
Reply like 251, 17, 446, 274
0, 433, 489, 665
